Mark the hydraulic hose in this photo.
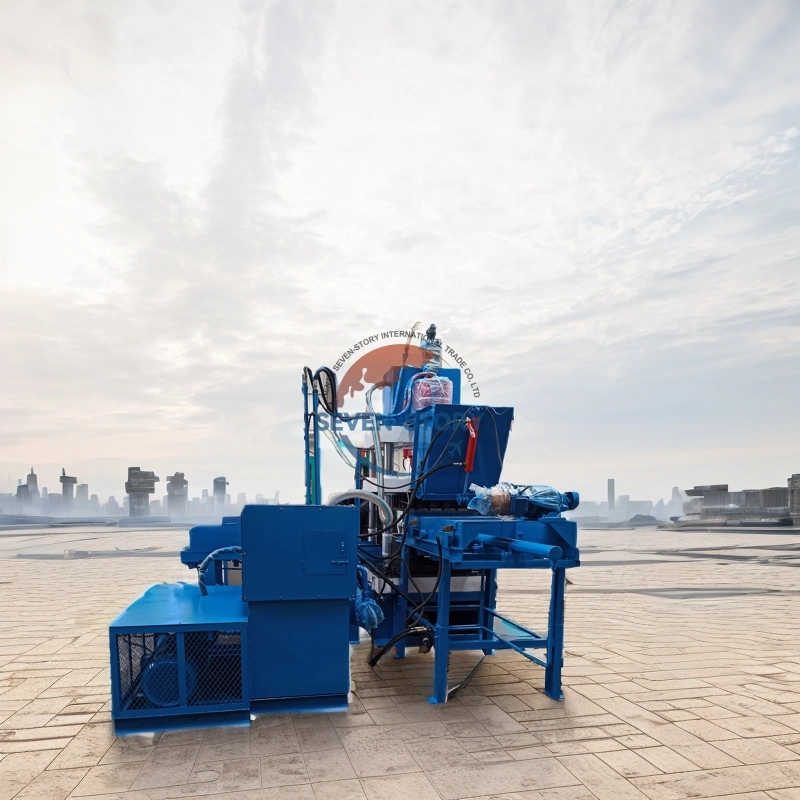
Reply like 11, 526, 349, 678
197, 546, 243, 596
365, 384, 383, 494
326, 490, 393, 527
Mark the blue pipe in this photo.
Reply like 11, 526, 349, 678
476, 534, 562, 561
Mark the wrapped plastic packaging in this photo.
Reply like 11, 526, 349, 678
468, 482, 578, 516
467, 482, 515, 516
411, 375, 453, 410
521, 485, 567, 511
354, 565, 385, 631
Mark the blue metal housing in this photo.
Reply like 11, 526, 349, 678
110, 504, 358, 733
180, 516, 240, 569
411, 404, 513, 501
110, 583, 249, 732
242, 505, 357, 713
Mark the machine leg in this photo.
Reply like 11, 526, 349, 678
480, 569, 496, 656
544, 566, 566, 700
429, 556, 452, 704
394, 545, 410, 659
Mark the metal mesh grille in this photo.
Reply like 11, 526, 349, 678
115, 629, 242, 712
186, 631, 242, 706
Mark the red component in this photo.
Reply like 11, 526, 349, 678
403, 448, 413, 468
464, 417, 478, 473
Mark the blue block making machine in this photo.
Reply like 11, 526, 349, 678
109, 325, 580, 732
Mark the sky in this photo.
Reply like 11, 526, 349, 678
1, 0, 798, 506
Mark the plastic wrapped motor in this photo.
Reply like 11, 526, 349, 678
411, 375, 453, 410
468, 482, 578, 517
521, 485, 568, 512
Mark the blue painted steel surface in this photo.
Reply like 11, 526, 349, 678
248, 600, 350, 711
411, 405, 513, 501
241, 505, 357, 710
111, 583, 247, 629
408, 515, 578, 565
241, 505, 357, 602
110, 583, 249, 732
180, 517, 241, 569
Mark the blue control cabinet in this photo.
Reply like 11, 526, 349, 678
241, 505, 358, 712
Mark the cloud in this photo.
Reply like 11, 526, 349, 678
1, 0, 799, 504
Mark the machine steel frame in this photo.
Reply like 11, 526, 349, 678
361, 532, 576, 702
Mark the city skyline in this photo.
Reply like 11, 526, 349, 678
3, 459, 795, 520
0, 464, 276, 511
1, 463, 280, 518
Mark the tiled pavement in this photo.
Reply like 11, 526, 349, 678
1, 523, 800, 799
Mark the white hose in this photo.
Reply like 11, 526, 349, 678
326, 490, 393, 527
365, 384, 383, 494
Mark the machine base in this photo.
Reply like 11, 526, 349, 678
251, 694, 350, 715
114, 709, 251, 735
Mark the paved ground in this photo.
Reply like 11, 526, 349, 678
2, 522, 800, 800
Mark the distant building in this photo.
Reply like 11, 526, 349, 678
790, 474, 800, 526
26, 468, 40, 500
213, 477, 228, 507
125, 467, 159, 517
16, 483, 31, 507
60, 468, 77, 508
684, 482, 792, 521
665, 487, 686, 519
166, 472, 189, 517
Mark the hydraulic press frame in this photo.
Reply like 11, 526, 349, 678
305, 357, 581, 703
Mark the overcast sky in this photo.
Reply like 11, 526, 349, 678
1, 0, 798, 505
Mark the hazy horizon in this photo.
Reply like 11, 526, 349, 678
2, 1, 799, 506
